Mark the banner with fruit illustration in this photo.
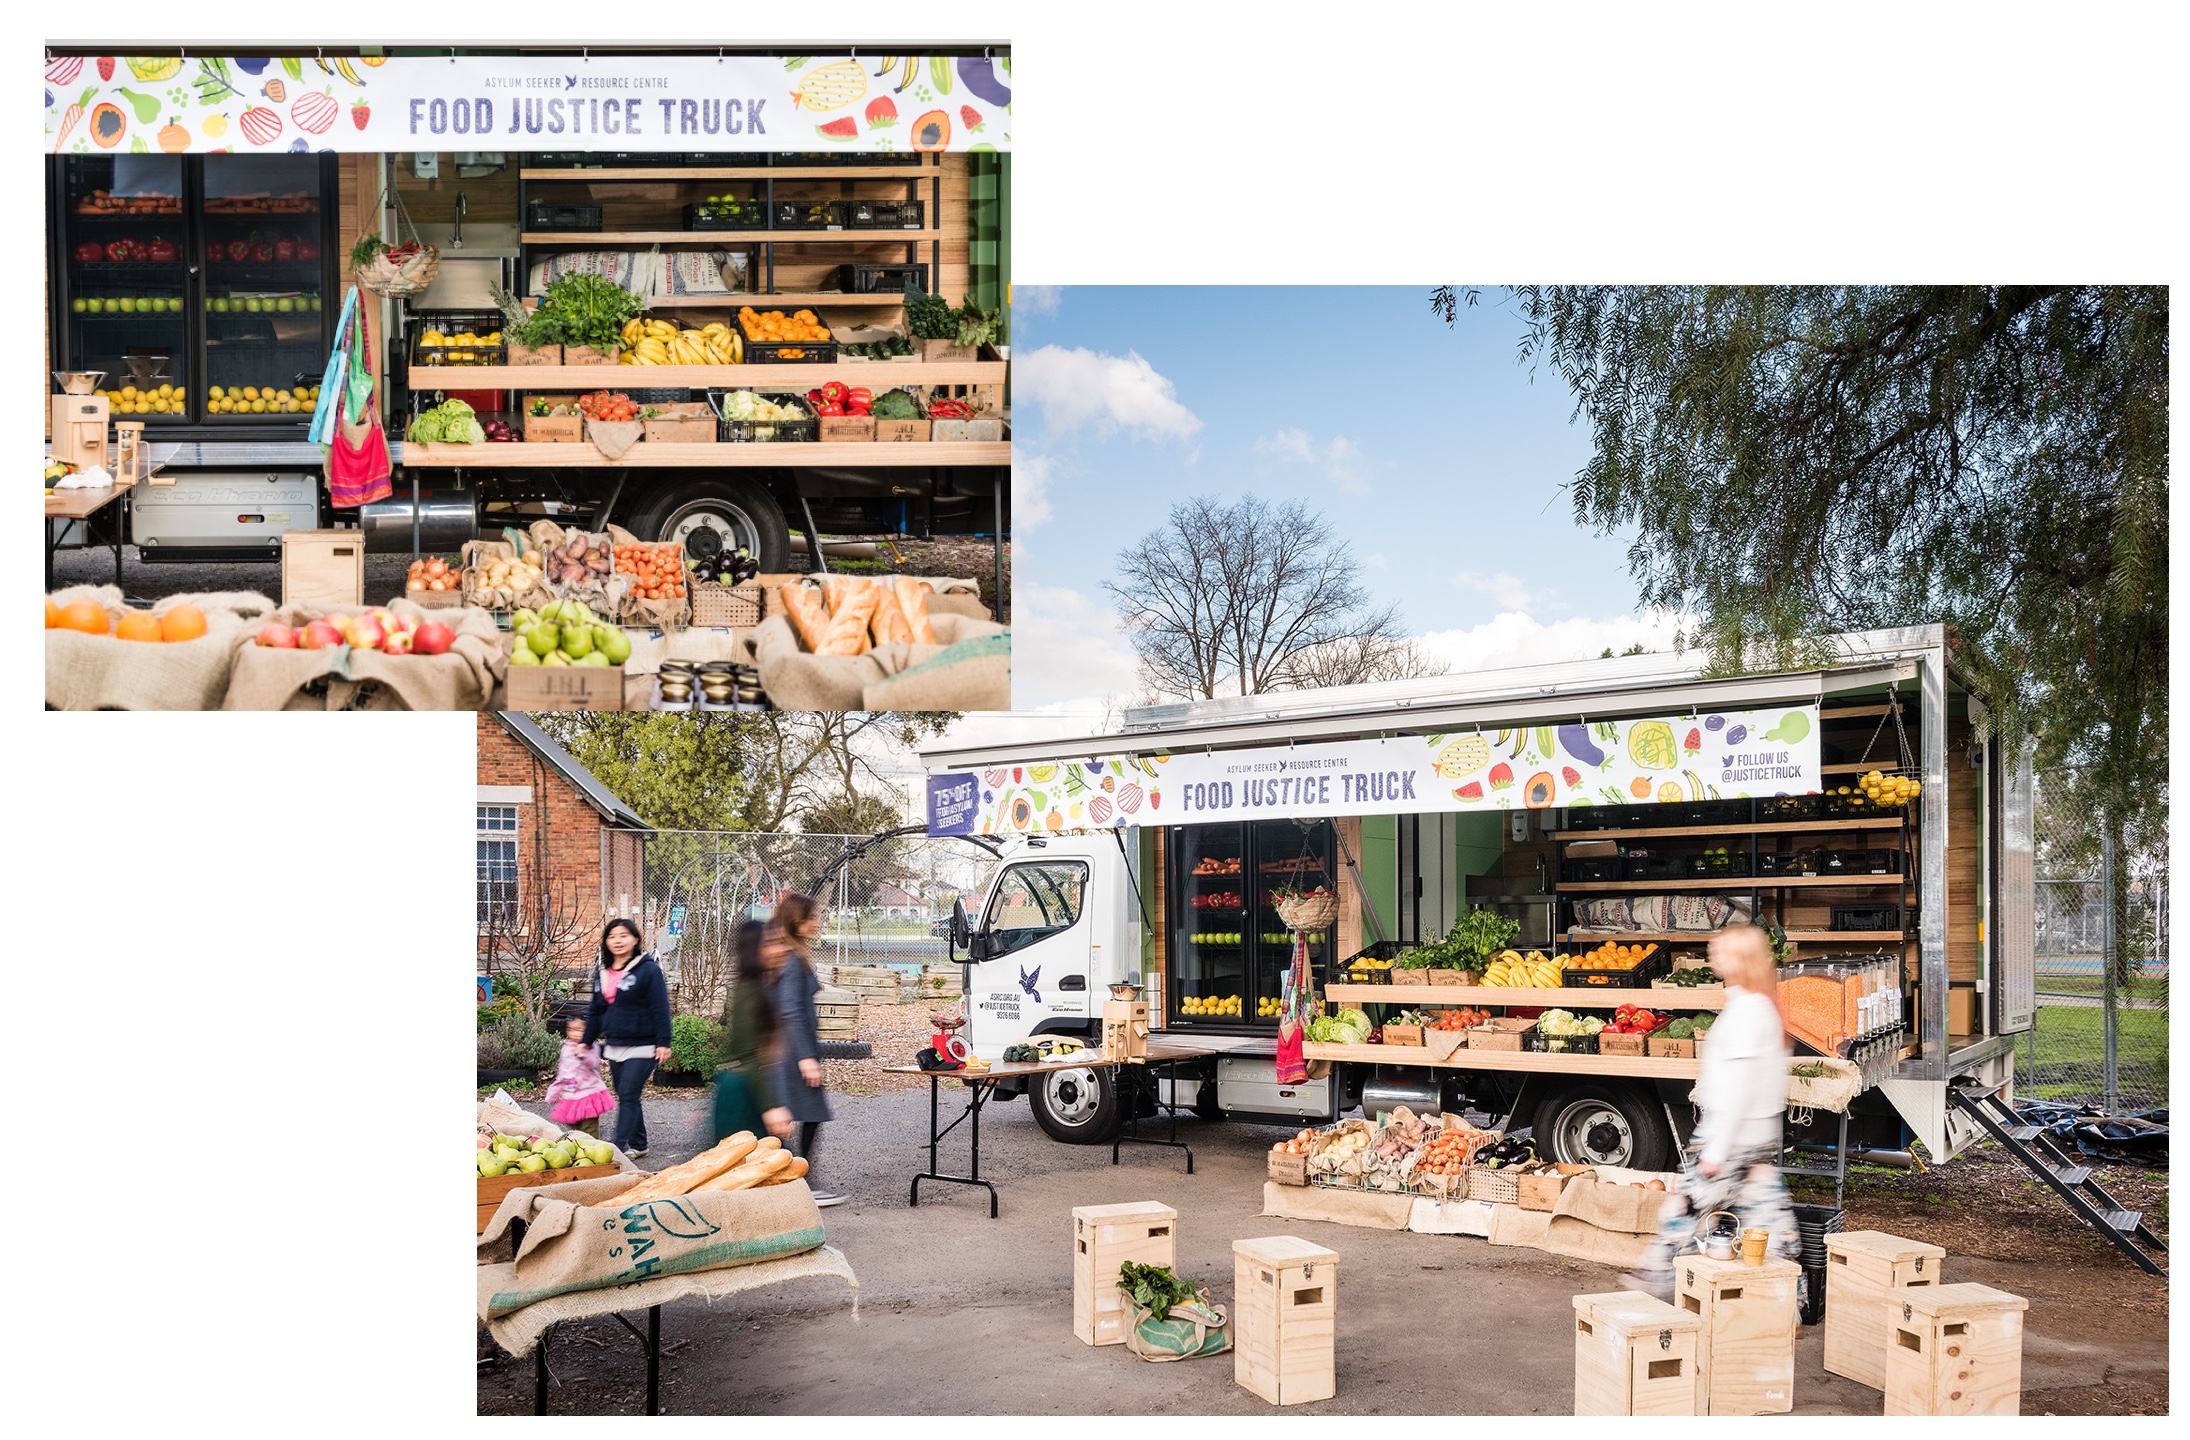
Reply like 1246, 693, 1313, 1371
928, 706, 1820, 836
44, 54, 1009, 154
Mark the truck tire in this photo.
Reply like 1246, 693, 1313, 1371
1029, 1064, 1122, 1145
627, 478, 791, 573
1531, 1082, 1674, 1172
815, 1039, 871, 1060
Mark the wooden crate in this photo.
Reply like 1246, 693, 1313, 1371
817, 415, 876, 443
1517, 1166, 1590, 1212
1883, 1283, 2027, 1415
1824, 1230, 1947, 1390
1646, 1034, 1696, 1059
1380, 1023, 1424, 1048
507, 341, 562, 366
874, 418, 933, 443
1072, 1201, 1177, 1347
1677, 1253, 1801, 1414
477, 1161, 622, 1233
281, 529, 364, 609
1268, 1149, 1309, 1187
1573, 1291, 1702, 1415
1599, 1033, 1648, 1057
643, 404, 719, 444
523, 411, 584, 442
1233, 1236, 1337, 1406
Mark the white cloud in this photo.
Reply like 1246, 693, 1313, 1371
987, 581, 1144, 714
1452, 570, 1537, 610
1416, 608, 1689, 674
1014, 450, 1057, 530
1365, 552, 1388, 570
1015, 346, 1202, 443
1014, 285, 1063, 318
1254, 428, 1372, 495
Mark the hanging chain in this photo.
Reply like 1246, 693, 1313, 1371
1857, 683, 1917, 775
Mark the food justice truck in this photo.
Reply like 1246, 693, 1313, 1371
922, 628, 2037, 1183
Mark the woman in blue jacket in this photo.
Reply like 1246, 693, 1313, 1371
769, 893, 840, 1207
582, 918, 674, 1158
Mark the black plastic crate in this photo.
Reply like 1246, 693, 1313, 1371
1831, 904, 1903, 932
525, 201, 603, 233
1564, 951, 1670, 988
837, 262, 929, 294
734, 305, 838, 364
706, 390, 816, 443
1822, 848, 1903, 877
768, 198, 849, 230
1561, 858, 1624, 883
1823, 790, 1905, 819
1689, 851, 1752, 878
1758, 849, 1823, 878
1675, 799, 1752, 827
1524, 1030, 1600, 1055
408, 313, 508, 369
1758, 794, 1825, 823
846, 197, 925, 229
1624, 855, 1688, 881
684, 198, 764, 231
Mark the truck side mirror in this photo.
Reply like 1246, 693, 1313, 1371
950, 897, 971, 955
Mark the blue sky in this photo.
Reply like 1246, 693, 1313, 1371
1002, 286, 1681, 722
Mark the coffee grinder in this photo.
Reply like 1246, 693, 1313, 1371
50, 371, 109, 471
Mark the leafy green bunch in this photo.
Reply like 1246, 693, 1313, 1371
1117, 1261, 1199, 1321
540, 272, 646, 352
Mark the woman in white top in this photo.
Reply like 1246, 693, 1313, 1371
1625, 922, 1801, 1298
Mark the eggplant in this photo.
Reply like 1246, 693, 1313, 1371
1558, 723, 1608, 768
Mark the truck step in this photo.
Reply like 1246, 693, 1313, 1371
2048, 1165, 2093, 1186
2003, 1125, 2042, 1141
2099, 1210, 2142, 1235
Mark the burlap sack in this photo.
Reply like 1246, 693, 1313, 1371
461, 538, 554, 613
605, 524, 691, 631
861, 626, 1011, 711
45, 586, 276, 711
220, 598, 505, 710
477, 1176, 827, 1318
528, 519, 620, 609
1552, 1174, 1675, 1235
480, 1245, 858, 1356
587, 418, 643, 459
763, 574, 989, 623
751, 611, 1006, 711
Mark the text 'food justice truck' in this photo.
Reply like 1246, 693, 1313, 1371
924, 628, 2036, 1181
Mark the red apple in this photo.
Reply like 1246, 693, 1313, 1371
412, 621, 457, 656
380, 628, 414, 656
299, 619, 345, 650
255, 623, 299, 648
348, 617, 386, 651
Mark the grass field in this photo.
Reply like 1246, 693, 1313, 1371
2016, 999, 2170, 1104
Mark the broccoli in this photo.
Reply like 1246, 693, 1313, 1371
1666, 1018, 1695, 1040
870, 388, 921, 420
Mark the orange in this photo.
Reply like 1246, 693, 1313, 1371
159, 603, 208, 642
58, 600, 111, 634
45, 598, 59, 629
1629, 776, 1653, 799
115, 611, 164, 642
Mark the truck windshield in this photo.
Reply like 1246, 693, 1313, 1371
981, 861, 1088, 957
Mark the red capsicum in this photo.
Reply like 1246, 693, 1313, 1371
820, 380, 850, 409
846, 386, 873, 416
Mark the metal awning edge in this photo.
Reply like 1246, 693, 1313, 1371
922, 661, 1920, 773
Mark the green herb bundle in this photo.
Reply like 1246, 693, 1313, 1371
903, 281, 958, 340
1116, 1261, 1198, 1322
954, 296, 1003, 348
539, 272, 645, 352
490, 281, 565, 351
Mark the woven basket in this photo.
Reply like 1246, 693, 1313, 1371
1275, 892, 1340, 931
690, 582, 763, 628
1466, 1165, 1521, 1206
357, 246, 440, 299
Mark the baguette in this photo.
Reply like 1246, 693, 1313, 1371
613, 1132, 757, 1203
869, 585, 914, 647
780, 583, 830, 651
766, 1155, 810, 1185
895, 577, 937, 645
823, 575, 868, 616
694, 1148, 795, 1192
818, 587, 881, 656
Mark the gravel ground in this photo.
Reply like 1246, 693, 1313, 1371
479, 1074, 2168, 1416
52, 533, 1007, 619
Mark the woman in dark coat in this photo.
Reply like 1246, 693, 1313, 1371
581, 918, 673, 1158
718, 916, 794, 1145
769, 892, 841, 1208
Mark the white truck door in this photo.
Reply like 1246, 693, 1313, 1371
965, 854, 1098, 1050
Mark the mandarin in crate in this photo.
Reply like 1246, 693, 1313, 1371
115, 612, 164, 642
159, 603, 208, 642
45, 598, 60, 629
57, 600, 111, 634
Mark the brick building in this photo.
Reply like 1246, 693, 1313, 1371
476, 713, 651, 991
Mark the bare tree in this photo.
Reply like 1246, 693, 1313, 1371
1276, 633, 1451, 690
1109, 495, 1427, 699
480, 866, 596, 1028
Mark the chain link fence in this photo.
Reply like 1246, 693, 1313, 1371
2019, 856, 2169, 1111
625, 830, 1000, 1016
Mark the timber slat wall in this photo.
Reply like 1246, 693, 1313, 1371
1945, 714, 1981, 986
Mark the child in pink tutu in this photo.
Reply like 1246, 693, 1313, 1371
546, 1017, 615, 1136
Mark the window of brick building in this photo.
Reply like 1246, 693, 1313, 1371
478, 804, 520, 927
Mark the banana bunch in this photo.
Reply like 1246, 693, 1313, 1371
619, 318, 743, 366
1481, 948, 1566, 989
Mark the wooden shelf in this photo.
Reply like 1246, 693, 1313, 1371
1563, 930, 1909, 944
641, 293, 908, 309
1821, 761, 1909, 774
1303, 1041, 1701, 1080
401, 440, 1009, 469
521, 167, 934, 181
522, 230, 940, 245
1559, 818, 1906, 842
1559, 875, 1907, 892
1325, 983, 1726, 1010
407, 360, 1005, 389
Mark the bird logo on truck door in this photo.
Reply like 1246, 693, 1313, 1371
1019, 964, 1042, 1003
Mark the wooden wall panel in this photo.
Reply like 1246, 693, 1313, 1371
1946, 715, 1981, 984
1336, 817, 1364, 960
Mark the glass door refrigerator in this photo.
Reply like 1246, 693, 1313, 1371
1168, 818, 1336, 1030
1250, 819, 1335, 1025
51, 153, 340, 432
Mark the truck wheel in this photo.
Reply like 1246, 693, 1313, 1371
1029, 1065, 1122, 1145
1531, 1082, 1673, 1171
628, 479, 791, 573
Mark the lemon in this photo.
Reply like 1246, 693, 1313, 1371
174, 388, 188, 402
292, 386, 308, 399
208, 386, 224, 400
121, 385, 139, 400
202, 113, 228, 137
251, 399, 267, 413
241, 386, 259, 401
157, 383, 174, 396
